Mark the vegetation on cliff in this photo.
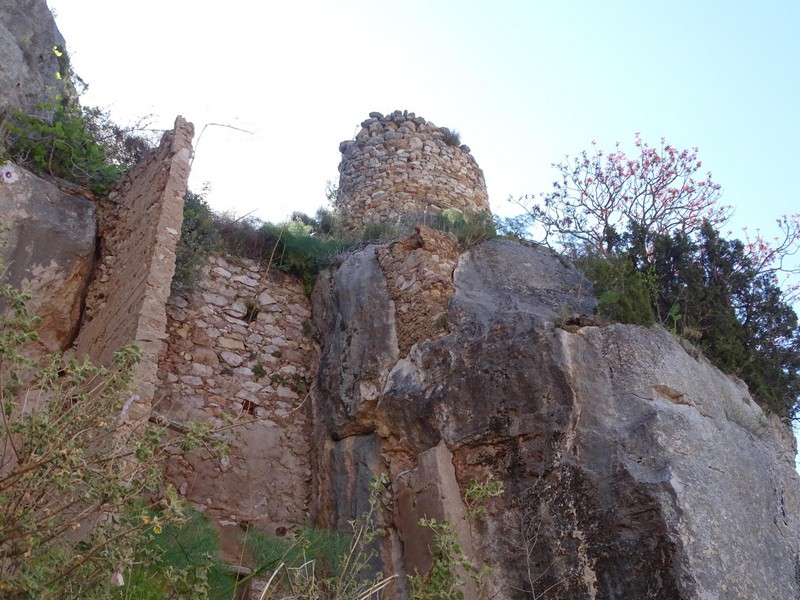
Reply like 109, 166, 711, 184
509, 135, 800, 421
0, 253, 234, 596
172, 189, 496, 296
1, 103, 155, 196
0, 50, 154, 199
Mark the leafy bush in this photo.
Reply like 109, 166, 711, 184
578, 256, 654, 326
172, 190, 219, 294
645, 224, 800, 419
171, 193, 496, 299
268, 220, 353, 292
409, 518, 477, 600
577, 222, 800, 420
79, 106, 154, 167
409, 472, 503, 600
172, 198, 354, 297
1, 103, 153, 195
0, 269, 231, 597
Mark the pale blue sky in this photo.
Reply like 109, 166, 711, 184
51, 0, 799, 244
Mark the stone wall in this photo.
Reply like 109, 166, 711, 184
376, 226, 461, 356
72, 116, 194, 420
155, 254, 318, 560
337, 110, 490, 233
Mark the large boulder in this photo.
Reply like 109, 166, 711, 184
0, 166, 95, 353
311, 233, 800, 599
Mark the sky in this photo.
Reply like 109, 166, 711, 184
49, 1, 799, 241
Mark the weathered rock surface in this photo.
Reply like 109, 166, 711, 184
0, 0, 75, 116
312, 234, 800, 599
0, 166, 95, 352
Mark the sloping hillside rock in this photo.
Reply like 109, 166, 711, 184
0, 166, 95, 352
0, 0, 75, 116
311, 233, 800, 599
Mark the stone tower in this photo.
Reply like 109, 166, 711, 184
336, 110, 490, 233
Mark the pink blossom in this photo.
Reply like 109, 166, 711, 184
1, 163, 18, 184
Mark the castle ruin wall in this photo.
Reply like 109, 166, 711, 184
71, 116, 194, 420
336, 110, 490, 233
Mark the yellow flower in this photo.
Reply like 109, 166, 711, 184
142, 515, 151, 525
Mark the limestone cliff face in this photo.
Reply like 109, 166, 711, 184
312, 228, 800, 599
0, 169, 95, 353
0, 0, 75, 117
0, 1, 93, 353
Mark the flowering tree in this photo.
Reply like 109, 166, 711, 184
740, 213, 800, 304
507, 135, 800, 419
516, 134, 729, 255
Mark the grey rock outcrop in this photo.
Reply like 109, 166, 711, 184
311, 233, 800, 599
0, 168, 95, 352
0, 0, 74, 117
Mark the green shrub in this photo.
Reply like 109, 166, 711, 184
358, 219, 408, 242
647, 224, 800, 419
578, 256, 654, 326
409, 519, 476, 600
172, 189, 219, 294
1, 104, 152, 195
430, 209, 496, 248
122, 509, 237, 599
409, 471, 503, 599
575, 222, 800, 420
172, 200, 493, 301
0, 264, 232, 598
246, 525, 351, 577
246, 476, 395, 599
172, 197, 357, 297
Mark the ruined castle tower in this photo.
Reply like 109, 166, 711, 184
336, 110, 491, 233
